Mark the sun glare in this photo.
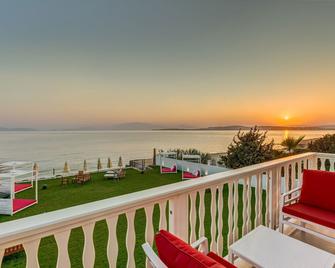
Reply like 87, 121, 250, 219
283, 115, 290, 121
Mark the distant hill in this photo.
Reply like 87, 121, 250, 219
63, 122, 168, 131
0, 127, 36, 131
157, 125, 335, 131
64, 122, 196, 131
108, 122, 165, 130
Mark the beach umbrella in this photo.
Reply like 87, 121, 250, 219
33, 162, 39, 176
63, 161, 70, 173
97, 158, 102, 171
118, 156, 123, 168
83, 160, 88, 172
107, 158, 112, 169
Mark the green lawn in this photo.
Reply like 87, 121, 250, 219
1, 167, 262, 268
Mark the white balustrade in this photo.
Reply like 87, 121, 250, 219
0, 152, 330, 267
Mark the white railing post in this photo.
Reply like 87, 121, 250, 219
0, 248, 4, 267
269, 167, 279, 229
169, 194, 189, 242
309, 154, 318, 170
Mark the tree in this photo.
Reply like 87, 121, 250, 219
221, 126, 275, 169
170, 148, 211, 164
281, 136, 305, 153
308, 134, 335, 153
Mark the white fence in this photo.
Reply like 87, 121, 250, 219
156, 155, 230, 175
0, 152, 333, 268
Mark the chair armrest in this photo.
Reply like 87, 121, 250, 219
281, 187, 302, 208
142, 243, 167, 268
282, 187, 302, 198
191, 237, 208, 255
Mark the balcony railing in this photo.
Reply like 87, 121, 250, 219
0, 152, 333, 268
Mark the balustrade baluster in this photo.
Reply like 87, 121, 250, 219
145, 205, 154, 268
257, 173, 262, 226
0, 248, 3, 266
55, 229, 71, 268
320, 158, 326, 171
233, 180, 239, 242
210, 186, 218, 252
246, 176, 252, 232
23, 239, 41, 268
265, 173, 270, 227
330, 159, 335, 172
285, 164, 290, 193
198, 189, 206, 238
227, 182, 234, 248
242, 178, 248, 235
159, 201, 167, 231
126, 211, 136, 268
106, 215, 118, 268
217, 184, 224, 256
189, 191, 197, 243
82, 222, 96, 268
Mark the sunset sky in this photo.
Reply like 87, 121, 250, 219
1, 1, 335, 129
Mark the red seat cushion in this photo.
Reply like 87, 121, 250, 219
162, 165, 177, 173
162, 167, 173, 173
155, 230, 229, 268
183, 171, 200, 179
282, 203, 335, 229
300, 169, 335, 212
207, 252, 237, 268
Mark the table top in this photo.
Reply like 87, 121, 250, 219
229, 225, 335, 268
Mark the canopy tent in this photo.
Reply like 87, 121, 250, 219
182, 154, 201, 180
0, 161, 38, 215
159, 152, 178, 174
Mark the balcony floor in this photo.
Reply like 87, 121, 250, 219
235, 224, 335, 267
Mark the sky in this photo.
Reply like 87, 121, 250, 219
0, 0, 335, 129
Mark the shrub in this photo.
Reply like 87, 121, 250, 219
281, 136, 305, 153
221, 126, 275, 169
308, 134, 335, 153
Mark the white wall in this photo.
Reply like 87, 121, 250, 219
156, 156, 230, 175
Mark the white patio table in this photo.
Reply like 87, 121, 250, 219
229, 225, 335, 268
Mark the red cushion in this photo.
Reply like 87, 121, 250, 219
155, 230, 227, 268
162, 165, 176, 173
207, 252, 237, 268
183, 171, 200, 179
300, 170, 335, 212
282, 203, 335, 229
162, 167, 174, 173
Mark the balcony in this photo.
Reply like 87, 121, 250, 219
0, 152, 334, 267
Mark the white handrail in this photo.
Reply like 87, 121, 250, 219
1, 152, 332, 267
0, 153, 315, 242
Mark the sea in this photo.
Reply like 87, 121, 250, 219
0, 130, 334, 176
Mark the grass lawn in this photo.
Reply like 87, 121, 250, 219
1, 167, 262, 268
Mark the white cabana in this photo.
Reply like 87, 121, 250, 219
160, 152, 178, 174
0, 161, 38, 215
181, 154, 201, 180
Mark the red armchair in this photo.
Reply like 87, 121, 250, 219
142, 230, 236, 268
280, 169, 335, 243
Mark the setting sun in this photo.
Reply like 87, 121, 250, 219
284, 115, 290, 121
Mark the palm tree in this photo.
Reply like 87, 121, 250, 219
281, 136, 305, 153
